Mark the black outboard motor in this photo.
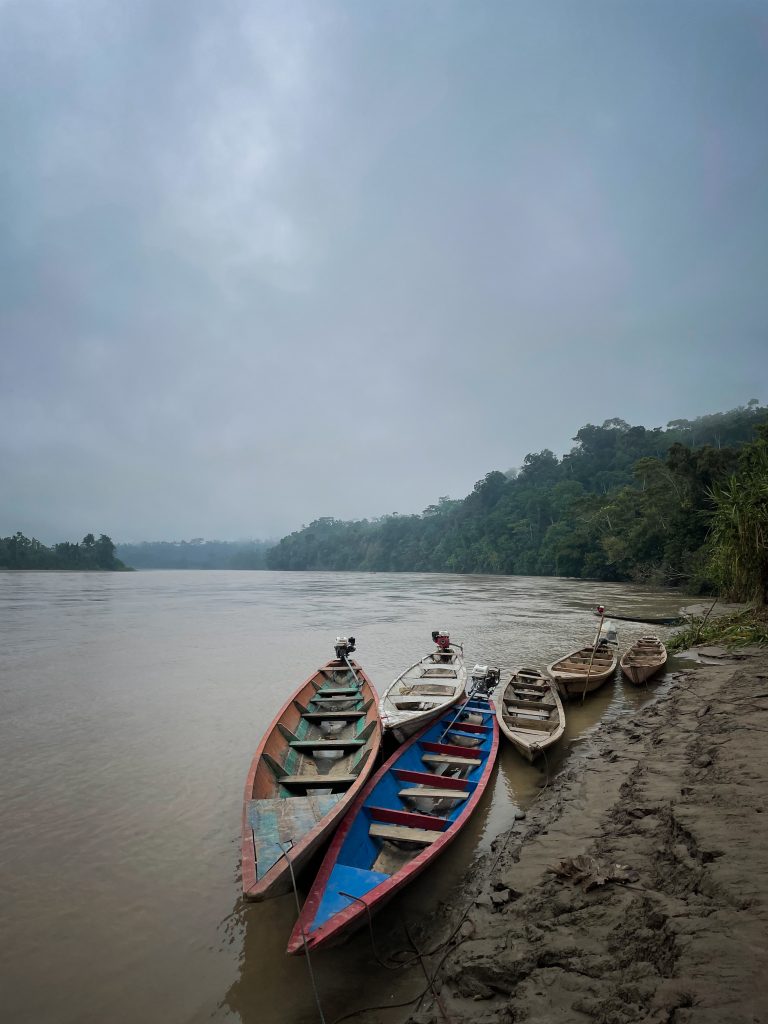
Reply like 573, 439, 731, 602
334, 635, 356, 662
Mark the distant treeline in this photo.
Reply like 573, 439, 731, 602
267, 402, 768, 602
0, 533, 128, 571
115, 539, 273, 570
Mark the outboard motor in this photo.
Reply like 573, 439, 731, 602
334, 636, 356, 662
470, 664, 501, 698
431, 630, 452, 652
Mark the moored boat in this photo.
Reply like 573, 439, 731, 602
287, 667, 500, 954
548, 620, 619, 699
241, 637, 381, 901
497, 668, 565, 762
379, 631, 467, 743
620, 635, 667, 685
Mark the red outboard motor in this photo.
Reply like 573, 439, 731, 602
431, 630, 452, 652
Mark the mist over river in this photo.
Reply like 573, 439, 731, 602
0, 571, 687, 1024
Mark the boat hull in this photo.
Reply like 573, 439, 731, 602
380, 648, 467, 742
287, 695, 498, 954
548, 645, 618, 699
241, 659, 380, 901
620, 637, 668, 686
497, 668, 565, 762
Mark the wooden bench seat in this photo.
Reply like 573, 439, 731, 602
399, 787, 469, 801
301, 710, 366, 721
422, 752, 481, 768
289, 739, 365, 751
280, 774, 358, 789
369, 822, 442, 844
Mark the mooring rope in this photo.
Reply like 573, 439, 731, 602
277, 839, 327, 1024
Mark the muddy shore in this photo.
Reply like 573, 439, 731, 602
404, 649, 768, 1024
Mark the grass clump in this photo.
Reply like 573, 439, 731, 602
668, 607, 768, 653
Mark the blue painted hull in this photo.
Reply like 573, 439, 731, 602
287, 695, 499, 953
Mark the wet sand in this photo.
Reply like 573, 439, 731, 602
405, 649, 768, 1024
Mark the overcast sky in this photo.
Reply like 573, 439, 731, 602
1, 1, 767, 543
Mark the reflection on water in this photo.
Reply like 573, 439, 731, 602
0, 571, 684, 1024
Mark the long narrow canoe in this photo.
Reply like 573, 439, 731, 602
379, 639, 467, 743
548, 642, 618, 699
241, 655, 380, 901
593, 607, 684, 626
286, 692, 498, 954
620, 636, 667, 685
497, 668, 565, 762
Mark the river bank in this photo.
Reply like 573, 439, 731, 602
405, 648, 768, 1024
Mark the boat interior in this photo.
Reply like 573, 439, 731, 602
554, 646, 616, 673
625, 638, 665, 665
502, 671, 559, 735
246, 662, 379, 882
386, 651, 462, 713
306, 699, 495, 933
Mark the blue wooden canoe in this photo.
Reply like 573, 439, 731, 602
286, 694, 498, 954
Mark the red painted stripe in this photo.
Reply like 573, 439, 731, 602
421, 740, 482, 759
368, 806, 449, 831
393, 769, 468, 790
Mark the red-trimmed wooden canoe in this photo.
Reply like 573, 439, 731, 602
241, 653, 380, 901
286, 692, 498, 954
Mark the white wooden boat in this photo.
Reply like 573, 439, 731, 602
496, 668, 565, 762
379, 633, 467, 743
549, 621, 619, 699
620, 636, 667, 685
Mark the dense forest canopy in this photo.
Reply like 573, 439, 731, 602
267, 402, 768, 597
114, 539, 273, 570
0, 533, 127, 570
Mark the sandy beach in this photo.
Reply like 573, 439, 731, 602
406, 648, 768, 1024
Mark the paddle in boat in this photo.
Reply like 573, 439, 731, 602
286, 665, 500, 954
548, 614, 619, 699
241, 637, 381, 901
620, 635, 668, 685
379, 631, 467, 743
496, 668, 565, 763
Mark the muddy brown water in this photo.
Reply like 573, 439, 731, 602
0, 570, 688, 1024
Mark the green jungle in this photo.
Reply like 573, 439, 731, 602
267, 402, 768, 606
0, 532, 127, 571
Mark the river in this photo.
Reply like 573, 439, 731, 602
0, 570, 687, 1024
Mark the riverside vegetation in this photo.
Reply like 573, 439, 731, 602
0, 532, 128, 571
268, 402, 768, 610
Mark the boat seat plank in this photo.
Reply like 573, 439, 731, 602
289, 739, 365, 751
369, 822, 442, 845
399, 787, 469, 801
504, 715, 552, 731
316, 688, 360, 697
390, 696, 441, 706
369, 805, 449, 830
422, 753, 481, 767
421, 740, 481, 758
280, 774, 358, 789
301, 711, 366, 721
393, 768, 469, 790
